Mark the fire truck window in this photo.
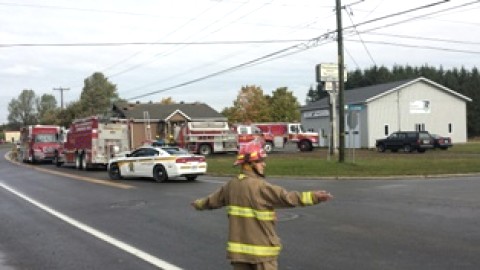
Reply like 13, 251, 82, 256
35, 134, 56, 143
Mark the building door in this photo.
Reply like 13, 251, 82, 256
345, 111, 361, 148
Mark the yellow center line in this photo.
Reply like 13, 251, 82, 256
4, 151, 135, 190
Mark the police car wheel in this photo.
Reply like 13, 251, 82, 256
153, 165, 168, 182
108, 163, 122, 180
186, 175, 197, 181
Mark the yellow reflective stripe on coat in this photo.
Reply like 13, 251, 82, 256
228, 242, 281, 257
301, 192, 314, 205
227, 205, 275, 221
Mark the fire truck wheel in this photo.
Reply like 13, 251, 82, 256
108, 163, 122, 180
198, 144, 212, 155
81, 154, 89, 171
299, 140, 313, 152
153, 165, 168, 182
264, 142, 274, 153
75, 154, 83, 170
54, 154, 62, 167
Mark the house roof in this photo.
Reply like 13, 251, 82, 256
301, 77, 472, 111
112, 102, 227, 121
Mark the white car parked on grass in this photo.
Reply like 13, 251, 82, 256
107, 146, 207, 182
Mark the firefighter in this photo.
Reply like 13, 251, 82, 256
191, 139, 333, 270
10, 142, 18, 161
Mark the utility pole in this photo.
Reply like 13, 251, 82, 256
53, 87, 70, 109
335, 0, 346, 163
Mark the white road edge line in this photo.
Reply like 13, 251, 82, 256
0, 182, 182, 270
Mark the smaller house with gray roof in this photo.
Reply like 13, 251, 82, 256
301, 77, 472, 148
112, 102, 226, 148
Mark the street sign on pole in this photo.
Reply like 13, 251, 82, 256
316, 63, 347, 82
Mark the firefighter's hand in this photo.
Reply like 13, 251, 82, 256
314, 190, 333, 202
191, 200, 203, 210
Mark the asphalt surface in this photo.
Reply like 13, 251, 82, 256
1, 149, 479, 270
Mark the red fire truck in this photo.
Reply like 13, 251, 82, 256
55, 116, 130, 170
176, 121, 238, 155
237, 122, 319, 152
19, 125, 62, 163
232, 124, 268, 149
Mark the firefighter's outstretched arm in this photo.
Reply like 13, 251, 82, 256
262, 183, 333, 208
191, 185, 227, 210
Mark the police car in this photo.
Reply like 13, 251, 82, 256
107, 146, 207, 182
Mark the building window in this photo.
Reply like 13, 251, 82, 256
448, 123, 453, 134
415, 123, 425, 131
384, 125, 389, 136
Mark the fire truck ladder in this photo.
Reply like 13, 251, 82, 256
144, 111, 151, 141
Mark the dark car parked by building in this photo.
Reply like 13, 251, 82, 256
376, 131, 434, 153
430, 134, 453, 150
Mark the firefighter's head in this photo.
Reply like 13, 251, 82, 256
234, 139, 267, 176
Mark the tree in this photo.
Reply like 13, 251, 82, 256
160, 97, 175, 104
36, 93, 58, 124
269, 87, 300, 122
306, 84, 328, 103
8, 89, 37, 126
223, 85, 271, 123
79, 72, 120, 117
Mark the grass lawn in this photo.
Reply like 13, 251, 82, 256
206, 142, 480, 178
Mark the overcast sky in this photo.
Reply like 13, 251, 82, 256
1, 0, 479, 124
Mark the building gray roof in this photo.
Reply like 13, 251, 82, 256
300, 77, 471, 111
301, 78, 414, 111
112, 102, 226, 121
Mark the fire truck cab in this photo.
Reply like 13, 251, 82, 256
250, 122, 319, 152
19, 125, 62, 163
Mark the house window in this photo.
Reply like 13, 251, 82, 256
415, 123, 425, 131
384, 125, 389, 136
448, 123, 453, 134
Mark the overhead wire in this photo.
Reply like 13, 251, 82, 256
107, 0, 253, 79
0, 39, 314, 48
100, 1, 220, 73
344, 39, 480, 54
344, 6, 377, 66
361, 32, 480, 46
119, 11, 336, 96
124, 0, 455, 101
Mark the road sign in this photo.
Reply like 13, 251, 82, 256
347, 104, 364, 111
316, 63, 348, 82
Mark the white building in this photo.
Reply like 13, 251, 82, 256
301, 77, 472, 148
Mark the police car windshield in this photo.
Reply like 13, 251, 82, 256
162, 147, 189, 155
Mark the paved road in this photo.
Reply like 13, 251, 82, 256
1, 149, 479, 270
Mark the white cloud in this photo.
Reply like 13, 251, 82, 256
0, 65, 43, 76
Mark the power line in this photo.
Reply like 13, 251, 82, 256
0, 39, 311, 48
118, 13, 337, 96
125, 40, 316, 100
344, 39, 480, 54
124, 0, 452, 101
99, 1, 222, 74
106, 0, 253, 79
361, 32, 480, 46
344, 6, 377, 66
350, 0, 480, 35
